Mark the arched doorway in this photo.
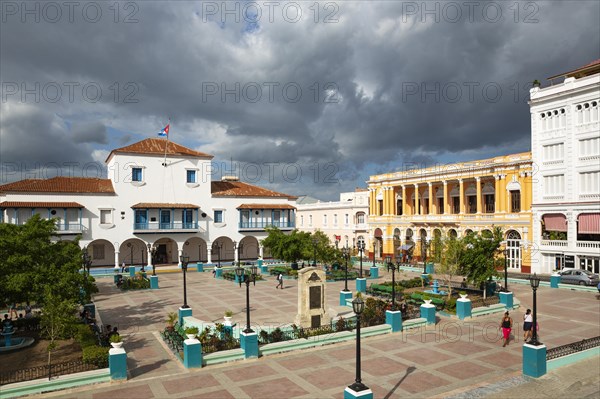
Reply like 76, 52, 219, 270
86, 239, 115, 267
373, 228, 383, 259
506, 230, 522, 270
182, 237, 207, 263
448, 229, 458, 239
150, 237, 179, 265
119, 238, 149, 266
213, 236, 234, 263
240, 236, 259, 260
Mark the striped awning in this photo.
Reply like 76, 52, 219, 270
543, 214, 567, 232
578, 213, 600, 234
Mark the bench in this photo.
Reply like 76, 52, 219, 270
471, 303, 507, 317
161, 322, 185, 353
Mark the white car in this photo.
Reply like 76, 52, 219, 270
559, 269, 600, 286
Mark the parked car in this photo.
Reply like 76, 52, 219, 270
559, 269, 600, 286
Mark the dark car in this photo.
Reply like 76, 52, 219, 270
559, 269, 600, 286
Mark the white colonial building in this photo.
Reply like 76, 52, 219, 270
295, 189, 370, 251
0, 138, 297, 267
530, 59, 600, 274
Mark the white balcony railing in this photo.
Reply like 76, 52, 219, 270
541, 240, 568, 247
576, 241, 600, 249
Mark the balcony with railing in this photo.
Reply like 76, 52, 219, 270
238, 220, 295, 230
576, 241, 600, 250
56, 223, 86, 234
133, 222, 200, 233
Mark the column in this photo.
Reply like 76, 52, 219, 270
443, 181, 449, 214
147, 245, 152, 267
178, 248, 183, 268
494, 175, 501, 213
401, 185, 407, 215
476, 177, 482, 214
428, 183, 433, 215
259, 245, 264, 259
369, 189, 375, 215
207, 245, 212, 264
114, 250, 120, 268
459, 179, 465, 214
414, 184, 419, 215
234, 245, 239, 263
386, 187, 393, 215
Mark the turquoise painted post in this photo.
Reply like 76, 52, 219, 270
420, 303, 436, 324
369, 266, 379, 278
550, 274, 561, 288
340, 290, 353, 306
257, 259, 263, 268
456, 298, 472, 320
499, 292, 514, 309
425, 262, 434, 274
523, 344, 547, 378
129, 266, 136, 277
183, 338, 203, 368
356, 278, 367, 293
113, 274, 120, 284
215, 268, 223, 279
344, 387, 374, 399
196, 263, 204, 272
178, 307, 193, 327
385, 310, 402, 332
109, 347, 127, 380
150, 275, 159, 289
240, 331, 259, 358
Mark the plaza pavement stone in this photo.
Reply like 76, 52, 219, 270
35, 268, 599, 398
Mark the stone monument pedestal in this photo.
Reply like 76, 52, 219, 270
295, 267, 330, 328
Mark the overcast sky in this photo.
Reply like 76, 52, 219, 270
1, 1, 599, 200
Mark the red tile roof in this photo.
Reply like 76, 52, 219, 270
237, 203, 296, 210
548, 59, 600, 80
131, 203, 200, 209
106, 138, 213, 162
0, 177, 115, 194
0, 201, 83, 208
211, 181, 297, 199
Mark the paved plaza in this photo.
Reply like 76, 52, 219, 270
35, 269, 600, 398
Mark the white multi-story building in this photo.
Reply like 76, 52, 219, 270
530, 59, 600, 274
0, 138, 297, 267
295, 189, 370, 251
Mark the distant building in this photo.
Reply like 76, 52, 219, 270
530, 59, 600, 274
0, 138, 297, 266
296, 189, 370, 251
367, 153, 534, 272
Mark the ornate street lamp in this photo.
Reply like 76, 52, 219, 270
529, 273, 542, 346
385, 255, 398, 310
235, 264, 258, 333
312, 237, 318, 266
127, 242, 134, 266
421, 237, 430, 274
348, 296, 369, 394
213, 241, 223, 268
81, 246, 92, 300
342, 246, 351, 292
180, 255, 190, 309
372, 239, 376, 270
357, 241, 365, 278
502, 247, 509, 292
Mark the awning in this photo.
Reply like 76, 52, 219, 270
543, 214, 567, 232
398, 243, 414, 251
578, 213, 600, 234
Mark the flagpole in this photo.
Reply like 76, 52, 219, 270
162, 119, 170, 167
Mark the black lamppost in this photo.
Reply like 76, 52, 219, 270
348, 296, 369, 394
528, 273, 541, 346
342, 246, 350, 292
502, 247, 509, 292
127, 242, 134, 266
180, 255, 190, 309
82, 247, 92, 300
312, 237, 318, 266
235, 264, 257, 333
372, 240, 376, 269
386, 255, 398, 310
357, 241, 365, 278
421, 237, 430, 274
214, 241, 223, 268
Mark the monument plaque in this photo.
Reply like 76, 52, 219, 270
295, 267, 330, 328
309, 286, 321, 309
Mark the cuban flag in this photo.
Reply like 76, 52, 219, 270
157, 124, 170, 137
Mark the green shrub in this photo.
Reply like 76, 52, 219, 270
75, 324, 97, 348
82, 346, 109, 367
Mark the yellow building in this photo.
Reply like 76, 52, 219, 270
367, 152, 533, 273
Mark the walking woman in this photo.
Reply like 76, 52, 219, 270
499, 311, 513, 347
523, 309, 533, 342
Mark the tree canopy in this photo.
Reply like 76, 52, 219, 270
261, 227, 343, 265
0, 215, 95, 306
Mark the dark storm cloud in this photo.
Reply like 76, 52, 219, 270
1, 1, 599, 197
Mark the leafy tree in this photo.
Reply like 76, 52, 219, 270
437, 237, 464, 299
40, 289, 78, 379
461, 227, 504, 298
262, 227, 312, 264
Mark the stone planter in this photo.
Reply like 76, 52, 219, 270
459, 294, 468, 299
223, 316, 232, 326
186, 334, 196, 340
110, 342, 123, 349
423, 299, 432, 305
